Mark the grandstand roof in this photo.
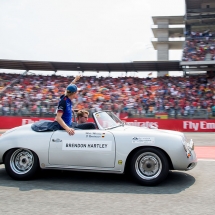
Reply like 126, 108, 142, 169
0, 59, 182, 72
152, 16, 184, 25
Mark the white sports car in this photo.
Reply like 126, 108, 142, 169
0, 111, 197, 186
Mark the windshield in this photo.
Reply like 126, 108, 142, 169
93, 111, 123, 129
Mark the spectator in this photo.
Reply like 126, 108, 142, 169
182, 29, 215, 61
0, 73, 215, 119
212, 104, 215, 117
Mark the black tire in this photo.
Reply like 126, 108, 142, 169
5, 148, 39, 180
130, 147, 169, 186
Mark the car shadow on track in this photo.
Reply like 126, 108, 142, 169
0, 166, 195, 194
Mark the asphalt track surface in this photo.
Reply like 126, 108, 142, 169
0, 131, 215, 214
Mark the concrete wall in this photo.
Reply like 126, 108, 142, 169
157, 71, 168, 77
157, 44, 169, 77
157, 29, 169, 39
151, 17, 184, 77
157, 19, 169, 28
201, 2, 215, 8
155, 19, 169, 77
157, 44, 169, 60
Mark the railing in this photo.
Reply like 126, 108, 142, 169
0, 107, 214, 120
187, 8, 215, 13
151, 37, 185, 42
185, 36, 215, 39
186, 14, 215, 20
151, 25, 185, 29
0, 79, 19, 93
120, 108, 214, 119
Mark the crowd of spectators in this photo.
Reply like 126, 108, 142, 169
0, 73, 215, 119
185, 30, 215, 38
182, 29, 215, 61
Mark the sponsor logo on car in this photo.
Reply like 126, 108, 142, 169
85, 132, 105, 138
132, 137, 155, 144
62, 140, 112, 151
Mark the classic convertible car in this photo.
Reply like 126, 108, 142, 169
0, 111, 197, 186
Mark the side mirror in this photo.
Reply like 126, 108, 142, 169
120, 120, 125, 126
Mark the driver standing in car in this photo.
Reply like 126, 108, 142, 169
55, 75, 81, 135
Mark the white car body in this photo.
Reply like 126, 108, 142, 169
0, 111, 197, 185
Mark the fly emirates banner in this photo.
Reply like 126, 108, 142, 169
0, 116, 215, 132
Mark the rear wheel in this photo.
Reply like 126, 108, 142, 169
130, 147, 169, 186
5, 148, 39, 180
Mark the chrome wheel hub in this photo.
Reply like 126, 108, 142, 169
135, 152, 162, 180
10, 149, 34, 174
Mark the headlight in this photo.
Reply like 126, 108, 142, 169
182, 135, 194, 158
182, 135, 187, 151
188, 139, 194, 150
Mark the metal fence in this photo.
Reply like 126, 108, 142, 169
119, 108, 215, 119
0, 107, 214, 119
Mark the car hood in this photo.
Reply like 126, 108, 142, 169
2, 124, 33, 136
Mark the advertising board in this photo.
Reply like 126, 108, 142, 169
1, 116, 215, 132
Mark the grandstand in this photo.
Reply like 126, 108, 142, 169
181, 0, 215, 76
0, 73, 214, 120
0, 0, 215, 121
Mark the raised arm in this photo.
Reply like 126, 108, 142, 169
70, 75, 81, 85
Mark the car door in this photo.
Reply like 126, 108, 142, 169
48, 129, 116, 168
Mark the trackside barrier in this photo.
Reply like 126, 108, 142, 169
1, 116, 215, 132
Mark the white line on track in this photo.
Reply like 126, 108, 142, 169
198, 159, 215, 161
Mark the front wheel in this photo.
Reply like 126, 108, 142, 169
5, 148, 39, 180
130, 147, 169, 186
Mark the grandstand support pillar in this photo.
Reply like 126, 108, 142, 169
151, 16, 184, 77
157, 43, 169, 77
22, 70, 29, 75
